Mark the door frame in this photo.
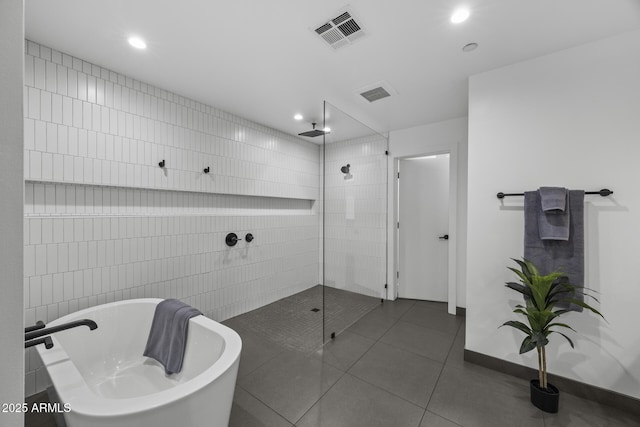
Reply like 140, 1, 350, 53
390, 145, 458, 315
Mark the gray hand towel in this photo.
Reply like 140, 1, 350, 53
143, 299, 202, 375
539, 187, 567, 212
524, 190, 585, 311
538, 187, 570, 241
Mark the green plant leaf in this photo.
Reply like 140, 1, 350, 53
530, 331, 549, 348
564, 299, 606, 319
501, 320, 532, 336
551, 309, 572, 316
586, 294, 601, 303
512, 258, 532, 277
507, 267, 529, 284
522, 258, 540, 276
505, 282, 532, 297
545, 322, 576, 333
548, 280, 574, 296
575, 288, 601, 303
519, 336, 536, 354
550, 331, 575, 348
527, 309, 556, 332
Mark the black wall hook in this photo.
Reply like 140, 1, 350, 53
245, 233, 254, 242
204, 167, 210, 173
158, 160, 165, 168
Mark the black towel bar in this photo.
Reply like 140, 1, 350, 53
497, 189, 613, 199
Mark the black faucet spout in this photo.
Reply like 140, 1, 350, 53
24, 319, 98, 341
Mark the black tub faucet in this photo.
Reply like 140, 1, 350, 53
25, 319, 98, 342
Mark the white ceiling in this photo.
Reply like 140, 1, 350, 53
25, 0, 640, 139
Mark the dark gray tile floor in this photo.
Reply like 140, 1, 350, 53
24, 391, 56, 427
24, 295, 640, 427
225, 285, 380, 353
228, 298, 640, 427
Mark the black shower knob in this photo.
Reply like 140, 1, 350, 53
225, 233, 241, 247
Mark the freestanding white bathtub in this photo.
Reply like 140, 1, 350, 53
35, 298, 241, 427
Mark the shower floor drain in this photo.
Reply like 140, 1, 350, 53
310, 308, 320, 312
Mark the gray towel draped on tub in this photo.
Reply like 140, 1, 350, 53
143, 299, 202, 375
524, 189, 585, 311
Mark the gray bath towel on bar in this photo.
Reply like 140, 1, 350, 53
143, 299, 202, 375
538, 187, 570, 241
524, 190, 585, 311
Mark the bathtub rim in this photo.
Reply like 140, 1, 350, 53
35, 298, 241, 418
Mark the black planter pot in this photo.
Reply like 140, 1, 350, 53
530, 379, 559, 413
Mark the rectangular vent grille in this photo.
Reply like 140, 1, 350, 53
338, 20, 361, 37
360, 87, 391, 102
314, 9, 366, 50
321, 28, 345, 45
315, 23, 333, 34
332, 12, 352, 25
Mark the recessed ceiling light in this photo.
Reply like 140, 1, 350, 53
128, 36, 147, 49
462, 42, 478, 52
294, 114, 303, 121
451, 8, 470, 24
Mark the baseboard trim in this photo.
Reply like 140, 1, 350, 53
464, 349, 640, 417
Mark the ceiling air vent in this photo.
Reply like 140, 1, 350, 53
314, 9, 366, 50
360, 87, 391, 103
356, 81, 396, 103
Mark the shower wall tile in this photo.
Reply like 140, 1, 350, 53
23, 41, 319, 200
23, 41, 322, 396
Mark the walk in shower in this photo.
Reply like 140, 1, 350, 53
221, 102, 388, 354
321, 101, 389, 344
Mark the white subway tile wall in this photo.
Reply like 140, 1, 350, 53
23, 40, 318, 199
23, 41, 320, 396
323, 135, 388, 298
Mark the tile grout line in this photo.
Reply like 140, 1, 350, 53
293, 300, 415, 425
233, 303, 383, 425
234, 384, 295, 426
421, 316, 466, 427
379, 319, 460, 365
336, 300, 435, 426
291, 303, 402, 425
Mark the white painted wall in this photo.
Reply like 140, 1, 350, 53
0, 1, 25, 425
388, 117, 468, 307
467, 30, 640, 399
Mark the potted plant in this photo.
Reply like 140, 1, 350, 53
501, 258, 604, 413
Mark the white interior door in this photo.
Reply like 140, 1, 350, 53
398, 155, 450, 301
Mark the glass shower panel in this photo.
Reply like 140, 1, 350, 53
321, 101, 388, 343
